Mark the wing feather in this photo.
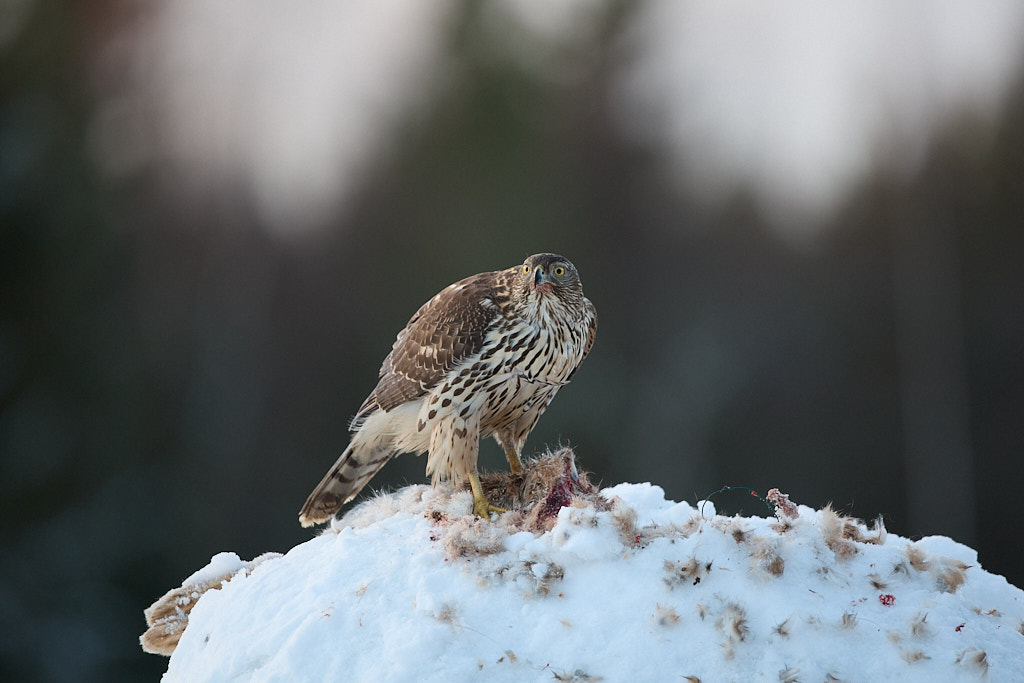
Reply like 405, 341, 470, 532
354, 270, 508, 421
565, 296, 597, 382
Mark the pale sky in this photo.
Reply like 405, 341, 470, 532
618, 1, 1024, 228
101, 0, 1024, 235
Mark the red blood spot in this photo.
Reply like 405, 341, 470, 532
538, 462, 591, 520
539, 477, 575, 519
879, 593, 895, 606
956, 622, 966, 632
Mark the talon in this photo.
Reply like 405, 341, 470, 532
468, 470, 507, 519
472, 496, 507, 518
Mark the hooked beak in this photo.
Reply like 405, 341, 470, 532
532, 266, 553, 293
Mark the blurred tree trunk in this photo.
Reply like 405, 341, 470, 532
892, 211, 976, 544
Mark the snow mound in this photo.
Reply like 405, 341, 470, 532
148, 449, 1024, 682
141, 552, 281, 656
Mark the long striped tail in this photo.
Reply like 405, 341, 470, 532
298, 443, 394, 527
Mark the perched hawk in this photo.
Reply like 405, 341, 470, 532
299, 253, 597, 526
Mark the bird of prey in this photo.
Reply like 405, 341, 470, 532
299, 253, 597, 526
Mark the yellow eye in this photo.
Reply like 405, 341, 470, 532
553, 266, 565, 276
523, 265, 531, 275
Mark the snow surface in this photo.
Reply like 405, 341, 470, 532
161, 482, 1024, 682
182, 552, 248, 587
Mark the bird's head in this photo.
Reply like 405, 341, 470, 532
515, 253, 584, 307
519, 253, 579, 293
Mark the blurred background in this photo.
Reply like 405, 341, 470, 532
3, 1, 1024, 679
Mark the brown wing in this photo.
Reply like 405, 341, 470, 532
581, 297, 597, 361
354, 270, 509, 422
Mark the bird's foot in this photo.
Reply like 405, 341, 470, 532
472, 495, 507, 519
468, 470, 506, 519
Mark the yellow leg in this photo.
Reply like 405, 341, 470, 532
504, 445, 523, 475
469, 470, 507, 518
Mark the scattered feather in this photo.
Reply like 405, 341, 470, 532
553, 669, 602, 682
956, 648, 989, 676
778, 666, 800, 683
900, 650, 929, 664
773, 618, 792, 639
909, 612, 930, 638
655, 603, 680, 627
